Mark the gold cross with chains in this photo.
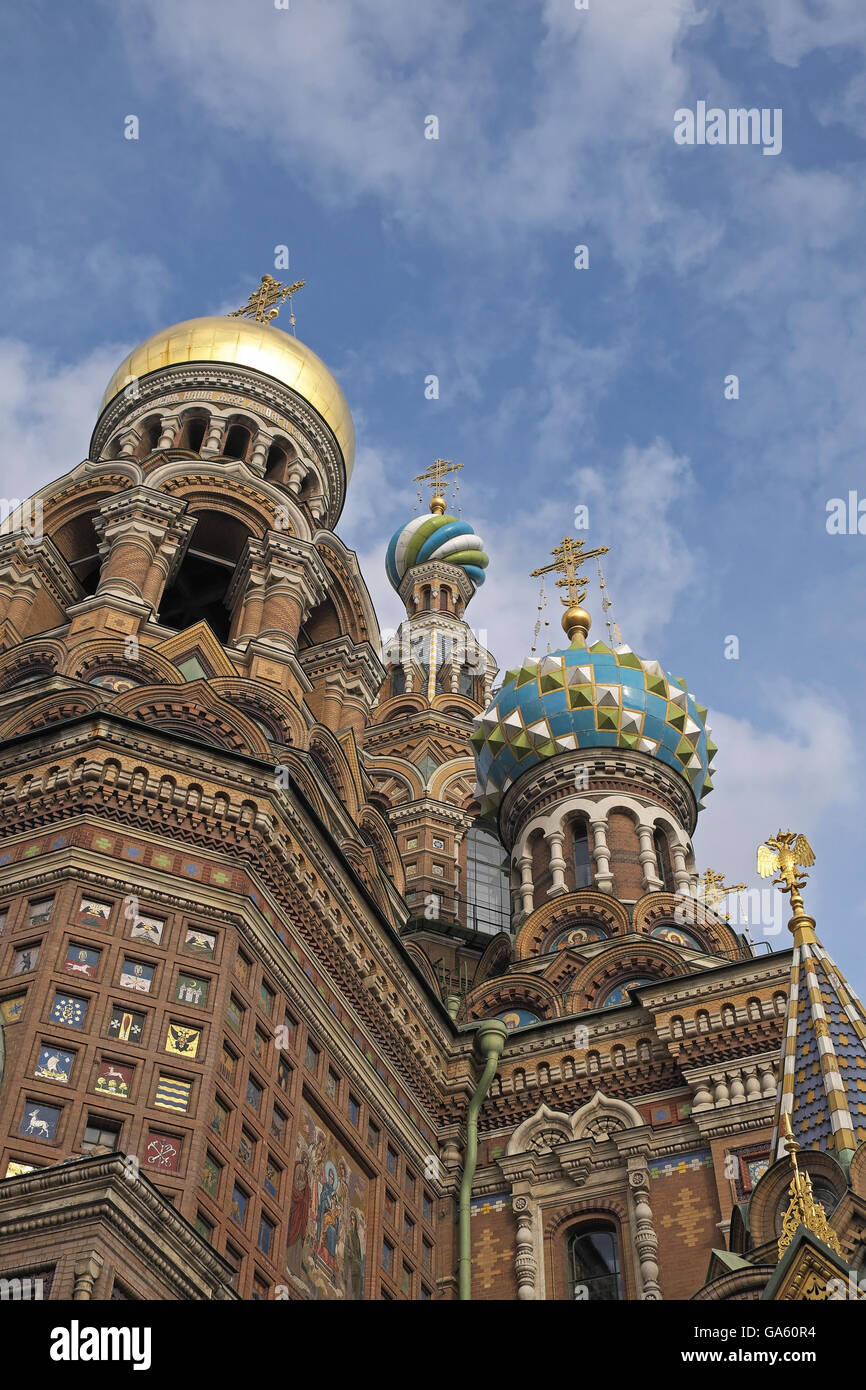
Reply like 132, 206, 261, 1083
413, 458, 463, 515
698, 868, 746, 910
531, 537, 610, 642
228, 275, 306, 330
531, 537, 610, 607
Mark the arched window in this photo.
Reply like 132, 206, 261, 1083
586, 1051, 601, 1075
459, 668, 475, 699
721, 1003, 736, 1028
391, 665, 406, 697
573, 821, 593, 889
747, 998, 762, 1022
439, 589, 450, 612
696, 1009, 710, 1033
612, 1045, 626, 1068
422, 589, 431, 612
222, 423, 252, 461
158, 510, 251, 643
774, 992, 787, 1017
135, 417, 162, 460
465, 822, 511, 935
653, 828, 674, 890
176, 414, 208, 452
671, 1015, 685, 1039
568, 1224, 622, 1301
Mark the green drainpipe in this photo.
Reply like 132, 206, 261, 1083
458, 1018, 507, 1300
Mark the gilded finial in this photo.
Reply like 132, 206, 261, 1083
777, 1113, 841, 1258
229, 275, 306, 331
757, 830, 816, 942
414, 458, 463, 515
698, 868, 746, 919
530, 537, 610, 644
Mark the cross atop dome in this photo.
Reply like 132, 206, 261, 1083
530, 536, 610, 644
228, 274, 306, 333
413, 458, 463, 516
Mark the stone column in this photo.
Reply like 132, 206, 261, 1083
758, 1063, 776, 1099
201, 415, 229, 456
590, 816, 614, 893
743, 1065, 761, 1102
156, 415, 182, 450
513, 1196, 537, 1300
249, 435, 270, 475
0, 534, 84, 645
92, 487, 194, 612
637, 825, 664, 892
546, 829, 567, 898
671, 842, 691, 894
627, 1160, 662, 1300
254, 533, 329, 652
72, 1250, 104, 1300
518, 854, 534, 917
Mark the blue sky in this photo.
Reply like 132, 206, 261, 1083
1, 0, 865, 985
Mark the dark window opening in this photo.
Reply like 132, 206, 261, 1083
177, 416, 207, 452
573, 823, 593, 889
135, 418, 162, 460
654, 828, 674, 890
158, 552, 234, 642
391, 665, 406, 697
569, 1225, 622, 1301
465, 822, 511, 935
223, 425, 252, 461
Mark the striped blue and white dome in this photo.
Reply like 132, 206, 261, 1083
386, 512, 489, 591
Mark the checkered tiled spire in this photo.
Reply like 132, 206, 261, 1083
772, 926, 866, 1163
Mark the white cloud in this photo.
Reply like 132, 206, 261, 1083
0, 338, 125, 501
697, 684, 859, 907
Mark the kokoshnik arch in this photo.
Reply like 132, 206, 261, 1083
0, 277, 863, 1303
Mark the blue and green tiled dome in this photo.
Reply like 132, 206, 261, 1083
470, 640, 716, 816
386, 511, 489, 591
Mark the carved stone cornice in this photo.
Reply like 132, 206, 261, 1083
89, 361, 348, 529
499, 748, 698, 848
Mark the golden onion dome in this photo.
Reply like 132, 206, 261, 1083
98, 315, 355, 477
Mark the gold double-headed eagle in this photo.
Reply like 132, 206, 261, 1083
756, 830, 815, 895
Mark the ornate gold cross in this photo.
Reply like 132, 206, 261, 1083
413, 459, 463, 515
698, 868, 746, 911
228, 275, 306, 327
531, 537, 610, 608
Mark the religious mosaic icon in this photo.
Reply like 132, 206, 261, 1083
496, 1008, 540, 1029
202, 1152, 222, 1197
164, 1022, 201, 1058
154, 1076, 191, 1113
145, 1132, 181, 1173
77, 896, 112, 928
183, 926, 216, 958
19, 1103, 60, 1141
63, 944, 101, 979
175, 973, 208, 1006
286, 1098, 368, 1302
107, 1005, 145, 1043
0, 994, 25, 1025
12, 944, 40, 974
28, 899, 53, 926
95, 1059, 133, 1100
231, 1183, 247, 1226
119, 958, 154, 993
35, 1046, 75, 1083
50, 993, 88, 1028
129, 913, 165, 946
